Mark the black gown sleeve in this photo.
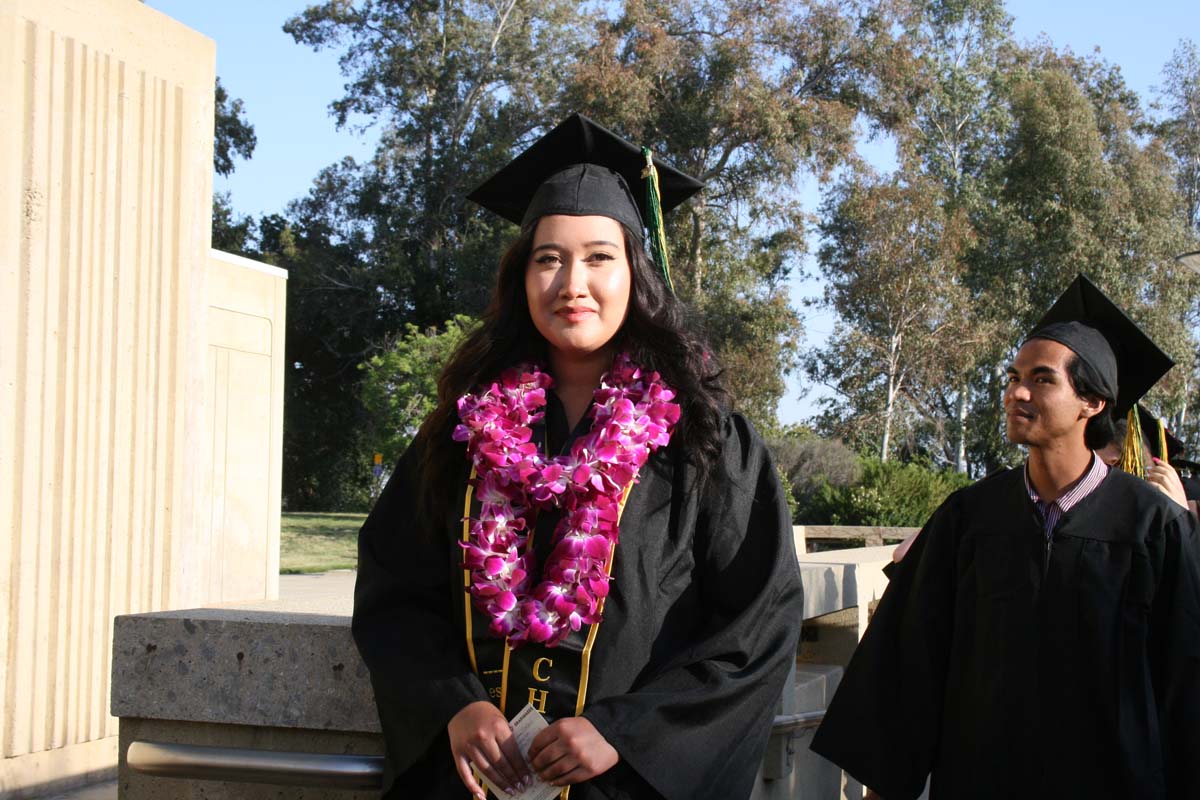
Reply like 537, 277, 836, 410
1149, 509, 1200, 796
352, 439, 489, 795
809, 494, 960, 800
581, 414, 805, 800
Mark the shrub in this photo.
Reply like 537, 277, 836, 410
802, 457, 974, 526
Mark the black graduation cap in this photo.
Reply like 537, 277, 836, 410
1027, 274, 1174, 418
1165, 427, 1186, 462
466, 113, 704, 240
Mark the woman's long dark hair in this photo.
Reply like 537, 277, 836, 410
416, 219, 729, 524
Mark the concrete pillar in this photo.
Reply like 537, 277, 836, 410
0, 0, 215, 794
200, 250, 286, 604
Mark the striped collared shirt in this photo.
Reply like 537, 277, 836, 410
1024, 453, 1110, 539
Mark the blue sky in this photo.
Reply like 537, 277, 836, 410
146, 0, 1196, 425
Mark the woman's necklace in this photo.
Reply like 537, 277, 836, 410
453, 353, 680, 647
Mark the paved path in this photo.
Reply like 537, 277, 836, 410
41, 779, 117, 800
279, 569, 356, 610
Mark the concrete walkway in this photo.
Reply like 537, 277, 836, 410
41, 780, 117, 800
279, 569, 356, 610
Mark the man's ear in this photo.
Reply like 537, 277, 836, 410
1080, 395, 1106, 420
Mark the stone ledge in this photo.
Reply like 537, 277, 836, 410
110, 607, 378, 733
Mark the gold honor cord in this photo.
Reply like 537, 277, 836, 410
500, 644, 512, 715
462, 467, 479, 674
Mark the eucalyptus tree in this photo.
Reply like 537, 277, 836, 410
1157, 39, 1200, 235
810, 173, 973, 461
563, 0, 913, 431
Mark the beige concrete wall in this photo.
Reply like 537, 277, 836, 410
201, 250, 286, 604
0, 0, 216, 793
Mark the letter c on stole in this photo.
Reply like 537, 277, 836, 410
532, 657, 553, 683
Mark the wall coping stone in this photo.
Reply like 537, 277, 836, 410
111, 596, 380, 734
110, 554, 886, 737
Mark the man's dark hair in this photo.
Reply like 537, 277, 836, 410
1065, 353, 1117, 449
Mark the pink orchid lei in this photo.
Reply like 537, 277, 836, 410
452, 353, 680, 647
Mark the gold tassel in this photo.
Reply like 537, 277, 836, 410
1119, 408, 1146, 478
1157, 418, 1169, 463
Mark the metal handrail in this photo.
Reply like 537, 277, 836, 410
126, 712, 824, 789
770, 710, 826, 734
126, 741, 384, 789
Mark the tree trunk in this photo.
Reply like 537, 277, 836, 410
881, 375, 896, 462
688, 196, 705, 296
955, 382, 969, 473
1178, 375, 1189, 434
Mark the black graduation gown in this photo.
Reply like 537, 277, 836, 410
810, 466, 1200, 799
353, 400, 804, 800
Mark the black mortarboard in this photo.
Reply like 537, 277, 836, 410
466, 114, 704, 241
1165, 428, 1186, 462
1027, 274, 1174, 418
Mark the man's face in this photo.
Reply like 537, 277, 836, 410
1004, 338, 1104, 449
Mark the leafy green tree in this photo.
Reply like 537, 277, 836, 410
563, 0, 914, 432
811, 17, 1199, 475
891, 0, 1014, 471
809, 173, 977, 461
285, 0, 592, 326
214, 77, 257, 177
211, 191, 255, 254
211, 77, 257, 254
269, 164, 399, 511
359, 316, 476, 467
896, 0, 1013, 205
1157, 39, 1200, 234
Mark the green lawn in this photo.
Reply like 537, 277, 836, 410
280, 511, 367, 574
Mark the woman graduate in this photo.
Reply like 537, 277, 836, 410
352, 114, 805, 800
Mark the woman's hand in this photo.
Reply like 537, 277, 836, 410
527, 716, 619, 786
1147, 457, 1189, 510
448, 701, 531, 800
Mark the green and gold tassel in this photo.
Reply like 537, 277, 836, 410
641, 147, 675, 294
1119, 408, 1168, 478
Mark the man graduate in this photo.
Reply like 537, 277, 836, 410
810, 275, 1200, 799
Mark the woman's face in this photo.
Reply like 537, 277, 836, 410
525, 214, 632, 362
